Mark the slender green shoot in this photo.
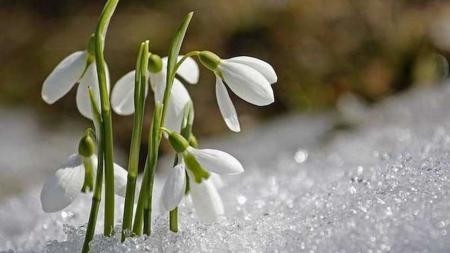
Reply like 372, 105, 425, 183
121, 41, 149, 241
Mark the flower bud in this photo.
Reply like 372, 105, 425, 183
149, 54, 163, 73
78, 132, 96, 158
198, 51, 221, 71
167, 130, 190, 153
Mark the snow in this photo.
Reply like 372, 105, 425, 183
3, 83, 450, 252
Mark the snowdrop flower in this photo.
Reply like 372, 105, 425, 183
40, 134, 127, 213
111, 55, 199, 132
198, 51, 277, 132
41, 49, 106, 119
161, 129, 244, 222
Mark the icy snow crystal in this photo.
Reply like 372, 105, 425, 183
3, 83, 450, 252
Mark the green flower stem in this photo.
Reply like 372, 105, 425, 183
169, 208, 178, 232
132, 12, 193, 236
82, 89, 104, 253
175, 51, 199, 71
142, 105, 163, 235
81, 129, 104, 253
94, 0, 119, 236
121, 41, 150, 241
131, 157, 149, 235
133, 103, 162, 235
169, 103, 195, 232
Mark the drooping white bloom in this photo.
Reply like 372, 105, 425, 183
161, 163, 225, 223
186, 147, 244, 175
160, 147, 243, 222
212, 55, 277, 132
161, 164, 186, 211
40, 154, 127, 213
111, 56, 198, 132
41, 51, 105, 119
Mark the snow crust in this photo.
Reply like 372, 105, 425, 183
3, 83, 450, 252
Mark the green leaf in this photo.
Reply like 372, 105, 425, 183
166, 12, 193, 81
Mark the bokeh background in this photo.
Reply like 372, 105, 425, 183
1, 0, 450, 154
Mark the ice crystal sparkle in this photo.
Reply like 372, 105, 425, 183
3, 84, 450, 252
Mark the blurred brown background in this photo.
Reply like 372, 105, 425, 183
1, 0, 450, 152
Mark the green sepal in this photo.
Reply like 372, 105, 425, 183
79, 130, 97, 158
198, 51, 221, 71
183, 152, 210, 183
148, 54, 163, 73
81, 156, 95, 193
166, 130, 190, 153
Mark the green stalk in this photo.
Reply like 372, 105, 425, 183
133, 103, 162, 235
81, 130, 104, 253
94, 0, 119, 236
169, 102, 194, 232
121, 41, 149, 241
132, 12, 194, 236
169, 208, 178, 232
82, 89, 104, 253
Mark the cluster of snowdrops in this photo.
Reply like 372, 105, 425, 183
38, 4, 277, 253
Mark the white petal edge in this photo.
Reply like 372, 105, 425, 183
161, 164, 187, 211
149, 71, 166, 103
76, 63, 100, 119
165, 80, 192, 132
215, 76, 240, 132
40, 154, 85, 212
220, 61, 274, 106
190, 178, 224, 223
210, 173, 224, 189
42, 51, 87, 104
111, 71, 136, 115
227, 56, 277, 84
187, 147, 244, 175
162, 56, 199, 84
113, 163, 128, 198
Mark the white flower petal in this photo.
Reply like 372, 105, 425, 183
111, 71, 136, 115
227, 56, 277, 84
42, 51, 87, 104
77, 63, 100, 119
165, 80, 191, 132
149, 71, 166, 103
210, 173, 224, 189
113, 163, 128, 198
161, 164, 187, 211
190, 178, 224, 223
220, 61, 274, 106
40, 154, 85, 212
215, 76, 240, 132
162, 56, 199, 84
188, 147, 244, 175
